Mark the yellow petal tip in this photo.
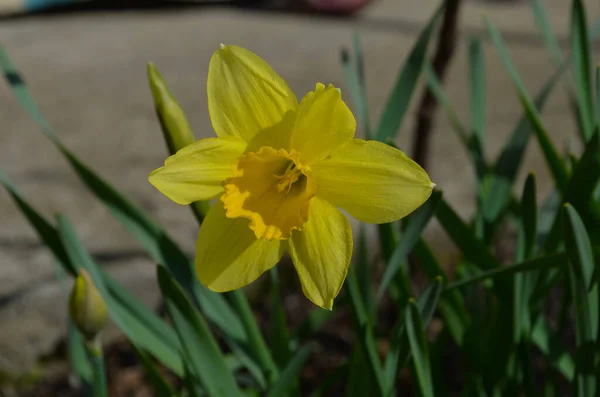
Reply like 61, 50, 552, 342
220, 43, 226, 49
430, 182, 436, 189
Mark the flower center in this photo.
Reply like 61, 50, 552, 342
221, 146, 315, 240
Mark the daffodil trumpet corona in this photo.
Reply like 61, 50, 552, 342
149, 44, 434, 310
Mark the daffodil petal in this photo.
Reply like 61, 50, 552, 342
291, 83, 356, 165
196, 202, 285, 292
289, 197, 353, 310
208, 45, 298, 142
313, 139, 434, 223
149, 137, 246, 205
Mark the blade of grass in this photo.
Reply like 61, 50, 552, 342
265, 344, 314, 397
375, 3, 444, 142
356, 224, 375, 322
468, 37, 486, 183
482, 63, 563, 223
132, 345, 177, 397
514, 173, 538, 343
378, 191, 441, 298
414, 239, 470, 345
384, 278, 443, 395
596, 65, 600, 128
436, 198, 501, 271
571, 0, 595, 142
563, 204, 597, 395
444, 252, 567, 292
566, 131, 600, 216
530, 0, 564, 66
485, 18, 569, 194
157, 266, 242, 397
405, 299, 434, 397
68, 322, 92, 397
346, 267, 387, 397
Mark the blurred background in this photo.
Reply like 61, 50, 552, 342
0, 0, 598, 395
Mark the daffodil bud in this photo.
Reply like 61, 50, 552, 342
148, 63, 209, 219
147, 62, 195, 155
69, 269, 108, 341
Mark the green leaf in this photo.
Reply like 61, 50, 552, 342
444, 252, 567, 292
345, 268, 387, 396
265, 344, 314, 397
384, 278, 443, 394
482, 65, 562, 223
413, 239, 470, 345
485, 18, 569, 194
378, 191, 441, 298
68, 322, 92, 397
514, 174, 538, 343
132, 345, 177, 397
56, 215, 184, 375
229, 290, 278, 383
563, 204, 597, 396
341, 33, 371, 139
564, 204, 595, 290
157, 266, 241, 397
566, 131, 600, 216
405, 299, 434, 397
375, 3, 443, 142
468, 37, 486, 182
356, 225, 375, 322
436, 198, 501, 271
531, 316, 574, 380
571, 0, 595, 142
596, 65, 600, 128
530, 0, 564, 66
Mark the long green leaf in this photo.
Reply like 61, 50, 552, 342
375, 3, 443, 141
265, 344, 314, 397
482, 64, 563, 223
378, 190, 441, 298
384, 278, 443, 395
468, 37, 486, 182
157, 266, 241, 397
566, 131, 600, 216
571, 0, 595, 142
530, 0, 564, 66
531, 317, 575, 380
56, 215, 184, 375
514, 173, 538, 343
405, 299, 434, 397
563, 204, 597, 396
68, 322, 92, 397
436, 198, 501, 271
346, 268, 387, 396
445, 252, 567, 292
414, 239, 470, 345
485, 18, 569, 194
132, 345, 177, 397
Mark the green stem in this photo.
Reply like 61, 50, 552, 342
228, 290, 279, 383
87, 339, 108, 397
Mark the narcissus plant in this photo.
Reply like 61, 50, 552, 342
149, 44, 434, 309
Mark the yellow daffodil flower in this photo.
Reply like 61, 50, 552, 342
149, 44, 434, 309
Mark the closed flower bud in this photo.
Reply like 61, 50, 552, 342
147, 62, 195, 154
69, 269, 108, 341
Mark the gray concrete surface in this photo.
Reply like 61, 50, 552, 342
0, 0, 598, 377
